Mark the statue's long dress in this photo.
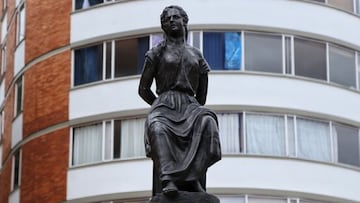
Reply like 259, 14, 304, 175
140, 44, 221, 195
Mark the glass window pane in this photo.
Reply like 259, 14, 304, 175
1, 45, 5, 74
297, 118, 331, 162
203, 32, 225, 70
192, 31, 201, 49
218, 113, 240, 154
72, 123, 103, 165
358, 52, 360, 89
245, 32, 282, 73
219, 196, 245, 203
246, 114, 286, 156
16, 78, 23, 115
105, 41, 112, 79
74, 44, 103, 86
113, 120, 121, 159
329, 45, 356, 87
285, 36, 292, 74
248, 196, 287, 203
75, 0, 104, 10
357, 0, 360, 14
18, 4, 25, 42
333, 123, 359, 166
294, 38, 326, 80
120, 118, 146, 158
328, 0, 354, 12
13, 150, 20, 188
115, 36, 149, 77
151, 33, 163, 48
287, 116, 296, 156
104, 121, 112, 160
225, 32, 241, 70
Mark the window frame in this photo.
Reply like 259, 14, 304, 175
14, 76, 24, 117
11, 150, 21, 191
16, 2, 25, 44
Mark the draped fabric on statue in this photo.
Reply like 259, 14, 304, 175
145, 91, 221, 193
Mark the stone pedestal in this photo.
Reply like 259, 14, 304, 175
149, 191, 220, 203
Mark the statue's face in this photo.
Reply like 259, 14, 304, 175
162, 8, 184, 37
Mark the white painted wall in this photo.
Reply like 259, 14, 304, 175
67, 159, 152, 201
71, 0, 360, 50
69, 73, 360, 125
11, 114, 23, 148
8, 188, 20, 203
67, 157, 360, 202
14, 41, 25, 77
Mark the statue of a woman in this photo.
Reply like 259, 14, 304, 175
138, 5, 221, 197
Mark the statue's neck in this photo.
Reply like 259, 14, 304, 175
166, 35, 186, 46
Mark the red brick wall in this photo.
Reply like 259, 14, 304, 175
23, 51, 70, 137
0, 160, 11, 203
25, 0, 71, 63
20, 128, 69, 203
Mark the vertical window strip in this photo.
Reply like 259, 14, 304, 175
285, 115, 289, 156
282, 35, 286, 74
329, 121, 335, 162
325, 43, 330, 82
356, 52, 359, 89
330, 121, 338, 162
199, 31, 204, 54
241, 31, 245, 71
293, 116, 298, 157
102, 42, 107, 80
242, 112, 247, 153
111, 40, 115, 79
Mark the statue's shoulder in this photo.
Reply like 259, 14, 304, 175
186, 45, 204, 58
146, 42, 165, 61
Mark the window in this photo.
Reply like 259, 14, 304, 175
114, 36, 149, 77
15, 77, 23, 117
72, 123, 103, 165
294, 38, 326, 80
246, 114, 286, 156
1, 45, 6, 74
357, 52, 360, 89
356, 0, 360, 14
329, 45, 356, 88
74, 36, 149, 86
2, 0, 7, 10
296, 118, 331, 162
74, 44, 103, 86
203, 32, 242, 70
16, 3, 25, 43
75, 0, 104, 10
72, 118, 146, 166
0, 144, 2, 169
284, 36, 293, 74
1, 13, 7, 43
245, 32, 282, 73
12, 150, 21, 190
328, 0, 354, 12
217, 113, 241, 154
248, 196, 287, 203
333, 123, 360, 166
191, 31, 201, 50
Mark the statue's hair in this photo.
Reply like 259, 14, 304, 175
160, 5, 188, 39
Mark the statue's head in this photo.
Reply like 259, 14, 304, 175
160, 5, 188, 39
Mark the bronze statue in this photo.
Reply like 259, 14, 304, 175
139, 5, 221, 198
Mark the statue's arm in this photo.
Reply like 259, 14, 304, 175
196, 73, 208, 105
138, 57, 157, 105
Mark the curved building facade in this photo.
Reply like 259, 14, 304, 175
0, 0, 360, 202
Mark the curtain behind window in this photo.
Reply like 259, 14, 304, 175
297, 118, 331, 162
218, 114, 240, 154
73, 123, 103, 165
203, 32, 225, 70
120, 118, 146, 158
246, 114, 285, 156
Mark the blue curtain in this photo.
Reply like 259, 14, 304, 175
137, 37, 149, 74
225, 32, 242, 70
74, 45, 103, 86
75, 0, 104, 10
203, 32, 225, 70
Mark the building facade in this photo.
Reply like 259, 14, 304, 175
0, 0, 360, 202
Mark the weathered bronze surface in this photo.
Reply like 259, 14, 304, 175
138, 5, 221, 200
